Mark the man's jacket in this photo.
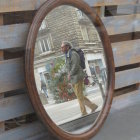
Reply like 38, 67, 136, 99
65, 49, 85, 84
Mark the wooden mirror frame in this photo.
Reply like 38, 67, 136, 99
25, 0, 115, 139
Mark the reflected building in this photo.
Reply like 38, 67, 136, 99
34, 6, 106, 103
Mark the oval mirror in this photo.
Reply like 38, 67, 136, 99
25, 0, 115, 139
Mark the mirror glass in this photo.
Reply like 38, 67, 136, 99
34, 5, 107, 134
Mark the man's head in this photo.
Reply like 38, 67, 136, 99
61, 41, 72, 54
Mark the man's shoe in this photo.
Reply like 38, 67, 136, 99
82, 112, 88, 117
91, 104, 98, 113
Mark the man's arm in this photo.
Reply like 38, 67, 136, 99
69, 52, 79, 76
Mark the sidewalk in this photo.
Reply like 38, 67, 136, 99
44, 92, 103, 125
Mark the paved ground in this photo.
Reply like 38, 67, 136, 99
44, 92, 103, 125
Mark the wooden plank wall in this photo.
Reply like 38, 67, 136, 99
0, 0, 140, 139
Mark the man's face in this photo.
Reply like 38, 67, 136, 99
61, 43, 68, 54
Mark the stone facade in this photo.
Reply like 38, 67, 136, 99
34, 5, 102, 62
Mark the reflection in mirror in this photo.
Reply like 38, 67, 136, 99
34, 5, 107, 134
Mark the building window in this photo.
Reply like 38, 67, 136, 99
80, 26, 89, 41
39, 20, 48, 30
76, 10, 84, 19
38, 38, 51, 53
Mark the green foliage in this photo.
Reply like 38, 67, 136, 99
48, 57, 76, 103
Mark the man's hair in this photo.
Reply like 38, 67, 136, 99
62, 41, 73, 49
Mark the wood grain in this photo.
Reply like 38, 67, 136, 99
0, 58, 25, 93
112, 39, 140, 67
0, 0, 45, 13
102, 14, 140, 35
85, 0, 140, 7
0, 13, 5, 133
0, 94, 33, 122
0, 56, 139, 94
0, 23, 30, 49
0, 26, 140, 68
115, 67, 140, 89
0, 0, 139, 13
0, 122, 47, 140
0, 122, 5, 134
0, 14, 140, 49
0, 51, 4, 61
0, 14, 3, 25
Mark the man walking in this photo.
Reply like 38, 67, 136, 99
61, 41, 98, 116
41, 80, 48, 98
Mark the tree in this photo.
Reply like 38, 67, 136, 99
48, 57, 76, 103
